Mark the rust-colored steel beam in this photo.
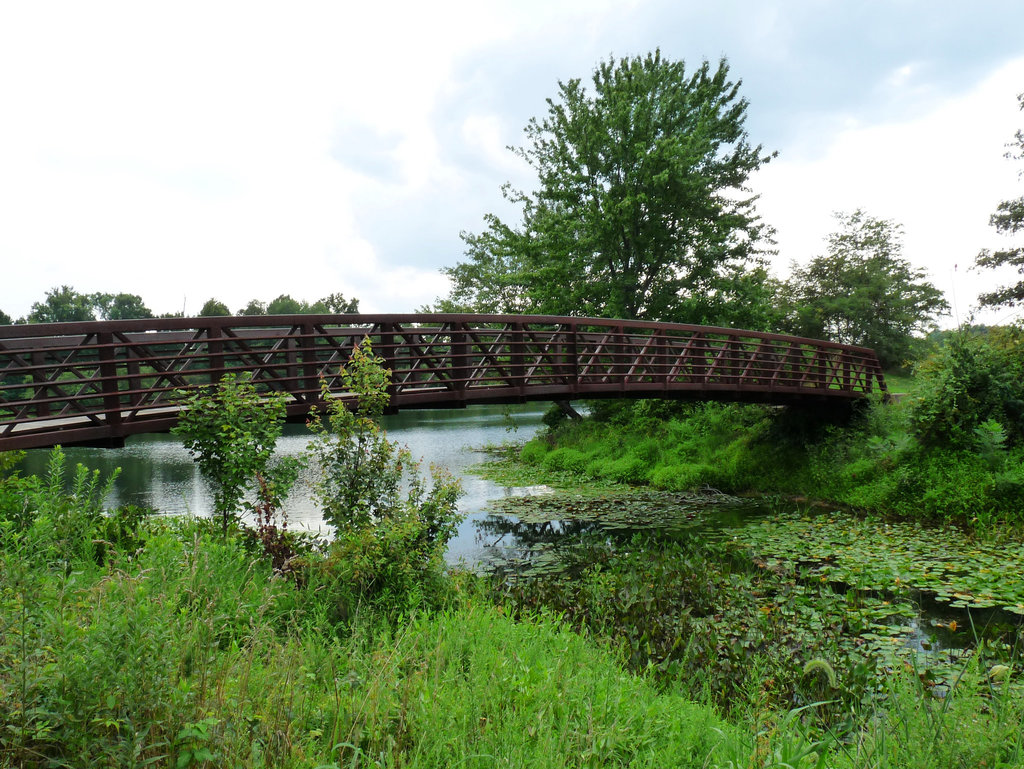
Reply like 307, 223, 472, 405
0, 314, 887, 451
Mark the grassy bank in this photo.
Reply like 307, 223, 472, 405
511, 327, 1024, 530
5, 508, 1023, 768
1, 522, 741, 767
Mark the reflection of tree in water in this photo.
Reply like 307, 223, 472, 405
471, 490, 768, 578
472, 513, 688, 580
474, 514, 602, 548
473, 515, 608, 579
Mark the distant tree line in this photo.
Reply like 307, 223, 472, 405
203, 292, 359, 317
0, 288, 359, 326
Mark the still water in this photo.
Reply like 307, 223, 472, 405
16, 404, 553, 567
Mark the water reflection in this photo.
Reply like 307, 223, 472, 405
16, 404, 551, 565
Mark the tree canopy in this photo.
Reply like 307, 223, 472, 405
782, 210, 948, 368
92, 292, 154, 320
975, 92, 1024, 310
199, 298, 232, 317
441, 51, 776, 326
26, 286, 97, 323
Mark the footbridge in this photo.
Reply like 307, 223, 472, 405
0, 314, 887, 451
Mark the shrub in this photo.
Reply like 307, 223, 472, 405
518, 439, 550, 465
912, 326, 1024, 449
304, 338, 464, 616
173, 373, 299, 537
649, 463, 713, 491
541, 447, 590, 474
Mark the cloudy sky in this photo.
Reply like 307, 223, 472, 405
1, 1, 1022, 326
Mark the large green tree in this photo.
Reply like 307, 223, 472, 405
442, 51, 776, 325
782, 210, 948, 368
975, 93, 1024, 310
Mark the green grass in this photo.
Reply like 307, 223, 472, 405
0, 514, 744, 768
4, 507, 1024, 767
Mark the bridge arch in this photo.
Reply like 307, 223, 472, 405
0, 314, 887, 451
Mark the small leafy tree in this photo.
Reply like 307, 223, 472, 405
173, 374, 299, 536
237, 299, 268, 316
305, 338, 463, 612
266, 294, 305, 315
27, 286, 96, 323
314, 292, 360, 314
912, 325, 1024, 449
91, 292, 154, 320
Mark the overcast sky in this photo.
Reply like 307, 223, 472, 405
1, 1, 1022, 326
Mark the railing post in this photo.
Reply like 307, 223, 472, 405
127, 358, 142, 407
451, 324, 468, 395
300, 322, 319, 402
31, 351, 51, 417
566, 323, 578, 389
510, 323, 525, 394
657, 332, 670, 388
207, 323, 224, 385
379, 324, 398, 401
97, 331, 123, 434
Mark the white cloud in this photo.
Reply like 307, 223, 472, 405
754, 56, 1024, 327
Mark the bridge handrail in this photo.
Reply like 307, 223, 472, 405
0, 313, 880, 353
0, 313, 887, 451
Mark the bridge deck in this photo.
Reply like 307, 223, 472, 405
0, 314, 887, 451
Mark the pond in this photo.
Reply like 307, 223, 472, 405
15, 403, 556, 566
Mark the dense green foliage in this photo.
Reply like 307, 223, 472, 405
1, 287, 361, 324
17, 286, 156, 323
173, 373, 299, 537
26, 285, 98, 323
3, 444, 1023, 766
198, 297, 232, 316
91, 292, 155, 320
442, 51, 777, 327
782, 210, 948, 368
976, 92, 1024, 309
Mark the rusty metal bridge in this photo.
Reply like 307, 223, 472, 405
0, 314, 887, 451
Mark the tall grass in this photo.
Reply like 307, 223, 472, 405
1, 513, 754, 767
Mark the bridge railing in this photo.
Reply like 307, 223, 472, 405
0, 314, 887, 450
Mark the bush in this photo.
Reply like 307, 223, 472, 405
173, 373, 299, 537
912, 326, 1024, 449
304, 338, 464, 616
518, 439, 550, 464
541, 447, 590, 474
649, 463, 713, 491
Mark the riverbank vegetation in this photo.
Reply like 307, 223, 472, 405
4, 455, 1024, 767
510, 324, 1024, 531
